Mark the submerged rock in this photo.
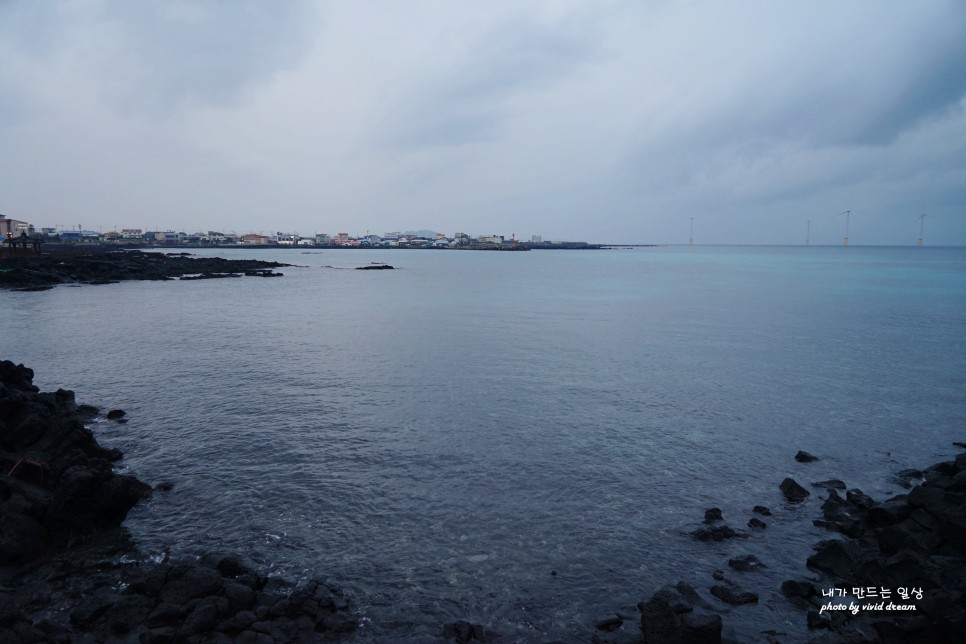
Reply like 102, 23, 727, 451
728, 555, 767, 572
691, 524, 748, 541
594, 615, 624, 632
443, 620, 486, 642
710, 585, 758, 605
703, 507, 723, 524
812, 479, 847, 491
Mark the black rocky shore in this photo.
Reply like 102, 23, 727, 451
3, 359, 965, 643
0, 250, 287, 291
0, 360, 354, 642
583, 450, 966, 644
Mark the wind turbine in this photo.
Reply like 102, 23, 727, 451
837, 209, 855, 246
806, 219, 811, 246
689, 217, 694, 245
916, 212, 930, 247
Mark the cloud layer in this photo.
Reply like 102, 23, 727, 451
2, 0, 964, 244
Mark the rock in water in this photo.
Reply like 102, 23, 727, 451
728, 555, 767, 572
704, 507, 723, 523
780, 477, 811, 502
710, 585, 759, 605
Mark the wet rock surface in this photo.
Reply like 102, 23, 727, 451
0, 250, 288, 290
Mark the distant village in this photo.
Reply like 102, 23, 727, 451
1, 215, 599, 251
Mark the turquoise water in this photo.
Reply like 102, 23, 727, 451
2, 245, 964, 640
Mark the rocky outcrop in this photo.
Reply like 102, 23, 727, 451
783, 446, 966, 641
598, 448, 966, 642
0, 361, 357, 642
0, 360, 150, 564
1, 553, 356, 642
0, 251, 288, 290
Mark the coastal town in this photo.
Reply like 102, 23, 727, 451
1, 214, 600, 251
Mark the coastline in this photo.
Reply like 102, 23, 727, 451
0, 251, 288, 291
0, 360, 356, 642
3, 360, 965, 642
618, 446, 966, 643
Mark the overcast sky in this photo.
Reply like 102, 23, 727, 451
2, 1, 964, 245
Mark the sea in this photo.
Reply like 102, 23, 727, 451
2, 245, 965, 641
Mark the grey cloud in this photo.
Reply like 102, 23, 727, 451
1, 1, 316, 119
853, 43, 966, 145
111, 1, 316, 115
391, 17, 601, 149
2, 2, 964, 245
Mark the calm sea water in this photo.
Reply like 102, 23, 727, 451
3, 245, 965, 641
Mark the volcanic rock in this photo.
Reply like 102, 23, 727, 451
780, 477, 810, 503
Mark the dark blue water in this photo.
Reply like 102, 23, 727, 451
3, 245, 965, 641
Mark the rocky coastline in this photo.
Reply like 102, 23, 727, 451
2, 358, 964, 642
0, 361, 354, 642
583, 449, 966, 643
0, 251, 287, 291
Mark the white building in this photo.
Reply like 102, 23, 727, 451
0, 214, 31, 237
